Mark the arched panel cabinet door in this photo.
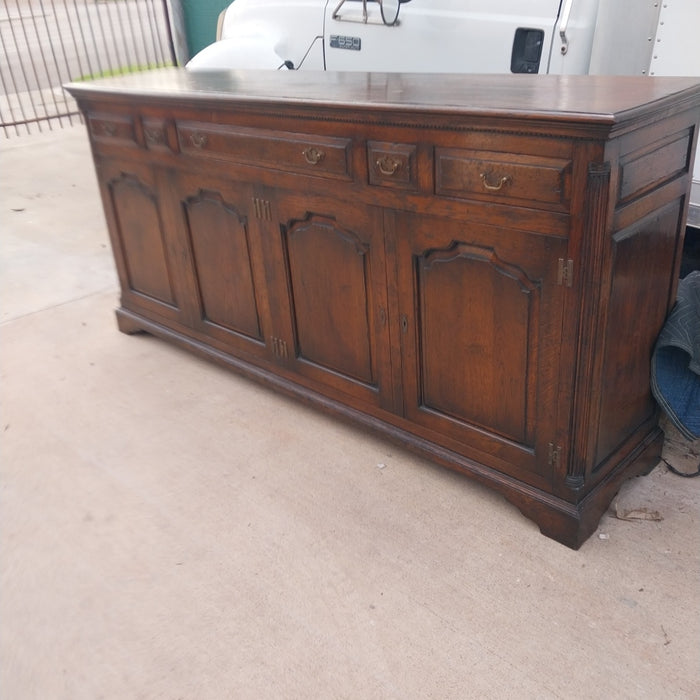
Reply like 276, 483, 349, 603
392, 210, 569, 490
264, 190, 395, 413
96, 159, 185, 325
162, 171, 274, 363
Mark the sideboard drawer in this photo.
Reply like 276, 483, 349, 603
141, 117, 171, 152
435, 148, 572, 211
368, 141, 418, 190
177, 122, 352, 179
88, 113, 137, 146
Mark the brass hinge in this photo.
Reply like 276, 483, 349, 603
557, 258, 573, 287
548, 442, 562, 468
253, 198, 271, 220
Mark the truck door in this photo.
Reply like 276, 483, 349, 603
324, 0, 565, 74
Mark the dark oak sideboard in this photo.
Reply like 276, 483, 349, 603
66, 69, 700, 548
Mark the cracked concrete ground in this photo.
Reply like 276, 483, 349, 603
1, 126, 699, 699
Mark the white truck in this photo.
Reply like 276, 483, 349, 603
186, 0, 700, 231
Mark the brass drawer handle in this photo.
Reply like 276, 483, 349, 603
303, 147, 325, 165
480, 172, 512, 192
101, 122, 117, 137
144, 127, 164, 145
376, 155, 401, 176
190, 132, 208, 149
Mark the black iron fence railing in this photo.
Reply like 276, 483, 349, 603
1, 0, 176, 136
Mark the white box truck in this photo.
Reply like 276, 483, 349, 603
186, 0, 700, 232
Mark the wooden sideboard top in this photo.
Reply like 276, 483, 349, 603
65, 68, 700, 128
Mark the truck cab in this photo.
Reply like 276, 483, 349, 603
186, 0, 669, 76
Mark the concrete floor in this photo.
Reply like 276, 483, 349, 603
1, 126, 699, 699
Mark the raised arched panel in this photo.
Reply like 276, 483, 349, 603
110, 173, 175, 306
184, 190, 262, 340
416, 242, 540, 445
284, 214, 375, 386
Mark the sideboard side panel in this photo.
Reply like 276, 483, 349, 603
594, 201, 684, 467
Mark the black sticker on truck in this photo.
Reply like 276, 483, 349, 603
330, 35, 361, 51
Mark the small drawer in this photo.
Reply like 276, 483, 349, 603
368, 141, 417, 190
142, 117, 172, 152
88, 113, 136, 145
177, 122, 352, 180
436, 148, 572, 211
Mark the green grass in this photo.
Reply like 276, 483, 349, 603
75, 61, 174, 81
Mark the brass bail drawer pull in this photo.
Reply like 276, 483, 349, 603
190, 132, 208, 149
376, 155, 401, 176
303, 147, 325, 165
480, 172, 512, 191
145, 127, 164, 144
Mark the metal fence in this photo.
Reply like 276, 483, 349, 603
0, 0, 177, 136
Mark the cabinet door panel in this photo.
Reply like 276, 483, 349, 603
166, 173, 272, 360
418, 243, 537, 444
287, 215, 374, 383
184, 191, 262, 339
394, 212, 567, 482
269, 192, 393, 410
97, 159, 182, 322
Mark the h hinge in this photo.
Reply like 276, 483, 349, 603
557, 258, 574, 287
548, 442, 562, 468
